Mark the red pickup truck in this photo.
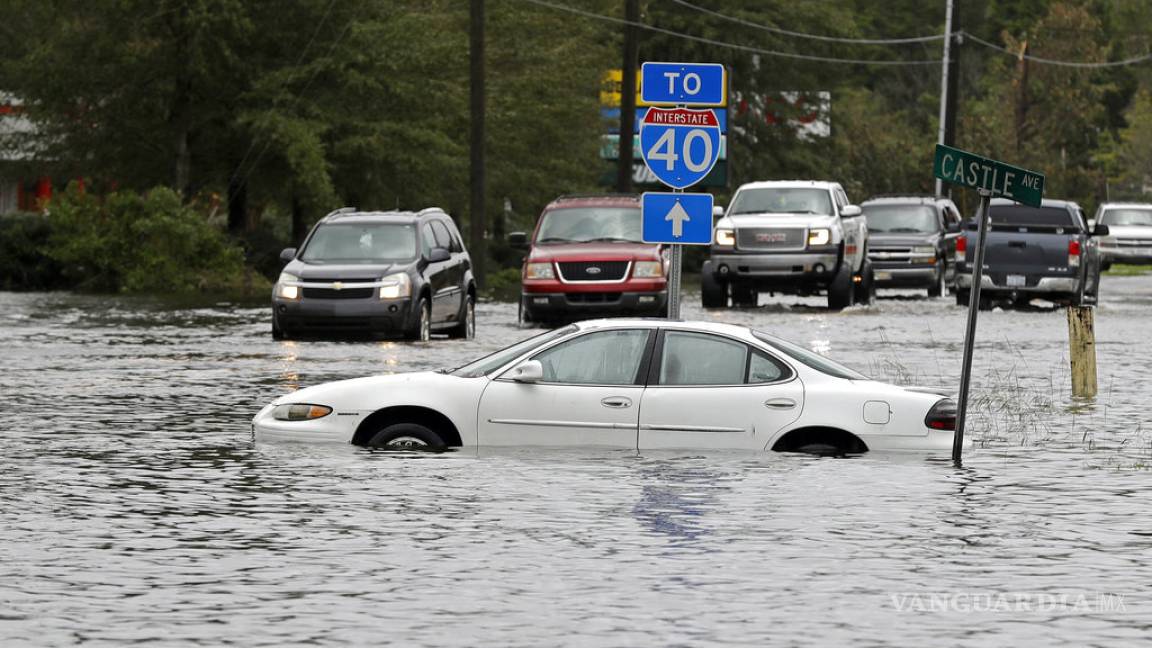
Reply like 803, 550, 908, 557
510, 194, 668, 324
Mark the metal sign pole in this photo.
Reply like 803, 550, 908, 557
668, 244, 683, 319
953, 188, 992, 464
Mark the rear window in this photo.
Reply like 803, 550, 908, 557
1101, 209, 1152, 227
986, 205, 1074, 228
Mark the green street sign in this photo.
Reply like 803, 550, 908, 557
933, 144, 1045, 207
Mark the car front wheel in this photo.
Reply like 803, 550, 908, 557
448, 294, 475, 339
827, 263, 854, 311
928, 260, 947, 297
368, 423, 446, 451
405, 297, 431, 341
700, 261, 728, 308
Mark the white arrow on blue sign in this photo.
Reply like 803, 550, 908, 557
641, 62, 726, 106
642, 192, 714, 245
639, 107, 722, 190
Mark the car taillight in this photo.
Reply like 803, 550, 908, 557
924, 398, 957, 431
955, 235, 967, 262
1068, 239, 1081, 267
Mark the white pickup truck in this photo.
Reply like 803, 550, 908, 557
702, 180, 873, 310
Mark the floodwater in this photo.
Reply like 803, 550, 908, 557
3, 277, 1152, 647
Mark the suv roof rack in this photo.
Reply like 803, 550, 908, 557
865, 193, 940, 200
553, 193, 638, 200
323, 206, 359, 220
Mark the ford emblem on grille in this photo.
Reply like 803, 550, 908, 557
586, 267, 602, 275
756, 232, 788, 243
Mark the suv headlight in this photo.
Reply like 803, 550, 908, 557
912, 245, 936, 255
276, 272, 300, 300
715, 228, 736, 247
633, 261, 663, 278
525, 262, 555, 279
379, 272, 411, 300
808, 228, 831, 246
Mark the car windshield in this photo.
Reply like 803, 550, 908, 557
449, 326, 577, 377
986, 205, 1074, 228
534, 207, 643, 243
862, 204, 938, 233
729, 188, 833, 216
300, 223, 417, 264
752, 330, 867, 380
1101, 209, 1152, 227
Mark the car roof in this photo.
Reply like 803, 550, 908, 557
989, 198, 1080, 209
544, 194, 640, 210
1098, 202, 1152, 209
735, 180, 841, 191
319, 207, 449, 225
573, 317, 758, 339
861, 195, 950, 206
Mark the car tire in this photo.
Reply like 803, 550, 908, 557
367, 422, 446, 451
517, 294, 535, 327
928, 260, 946, 298
700, 262, 728, 308
271, 316, 285, 340
854, 259, 875, 305
405, 297, 431, 341
1101, 261, 1112, 272
731, 284, 757, 308
955, 288, 969, 307
448, 293, 475, 339
827, 263, 854, 311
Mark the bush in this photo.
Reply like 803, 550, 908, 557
0, 212, 67, 290
45, 185, 266, 294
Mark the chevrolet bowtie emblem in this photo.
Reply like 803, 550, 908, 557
333, 282, 344, 290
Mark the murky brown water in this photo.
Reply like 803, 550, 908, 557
3, 278, 1151, 646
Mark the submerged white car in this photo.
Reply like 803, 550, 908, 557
253, 319, 957, 454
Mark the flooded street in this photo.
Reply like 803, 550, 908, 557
3, 277, 1152, 646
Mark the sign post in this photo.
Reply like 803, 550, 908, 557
932, 144, 1045, 464
638, 62, 726, 318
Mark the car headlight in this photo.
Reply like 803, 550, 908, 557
715, 228, 736, 247
912, 245, 936, 255
633, 261, 663, 278
379, 272, 411, 300
276, 272, 300, 300
272, 403, 333, 421
525, 262, 555, 279
808, 228, 831, 246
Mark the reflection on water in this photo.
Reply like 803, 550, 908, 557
2, 282, 1152, 646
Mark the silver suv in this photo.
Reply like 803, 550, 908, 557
1092, 202, 1152, 270
702, 180, 872, 310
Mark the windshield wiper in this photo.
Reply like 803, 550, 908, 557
887, 227, 928, 233
586, 237, 640, 243
536, 237, 575, 243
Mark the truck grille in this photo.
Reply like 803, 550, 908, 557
557, 261, 629, 282
869, 247, 914, 263
736, 228, 805, 251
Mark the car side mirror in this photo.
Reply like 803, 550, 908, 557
507, 231, 528, 249
279, 248, 297, 263
1094, 224, 1110, 236
946, 222, 961, 234
427, 247, 451, 263
508, 360, 544, 383
712, 205, 725, 218
840, 205, 862, 218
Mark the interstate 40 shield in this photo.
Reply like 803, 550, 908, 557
639, 107, 722, 190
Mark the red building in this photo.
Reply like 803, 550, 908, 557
0, 95, 54, 214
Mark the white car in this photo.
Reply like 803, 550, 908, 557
252, 319, 957, 454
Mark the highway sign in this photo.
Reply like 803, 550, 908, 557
639, 107, 722, 189
933, 144, 1045, 207
640, 63, 726, 106
641, 192, 714, 245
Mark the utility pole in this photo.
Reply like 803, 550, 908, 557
934, 0, 955, 198
616, 0, 639, 193
470, 0, 487, 288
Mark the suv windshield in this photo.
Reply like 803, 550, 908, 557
862, 204, 939, 233
752, 330, 867, 380
730, 188, 833, 216
987, 205, 1074, 228
450, 326, 576, 377
534, 207, 643, 243
1101, 208, 1152, 227
300, 222, 417, 264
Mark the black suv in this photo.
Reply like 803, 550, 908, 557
860, 195, 962, 297
272, 208, 475, 341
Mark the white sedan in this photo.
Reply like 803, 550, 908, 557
253, 319, 957, 454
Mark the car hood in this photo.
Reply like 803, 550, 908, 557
868, 233, 939, 246
529, 242, 660, 262
285, 261, 402, 280
718, 213, 839, 229
272, 371, 470, 411
1103, 225, 1152, 239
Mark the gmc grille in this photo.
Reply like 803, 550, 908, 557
736, 228, 805, 251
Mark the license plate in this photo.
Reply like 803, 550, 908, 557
875, 271, 892, 281
1006, 274, 1026, 287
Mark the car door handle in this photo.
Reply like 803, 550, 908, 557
1009, 241, 1027, 248
601, 397, 632, 409
764, 398, 797, 410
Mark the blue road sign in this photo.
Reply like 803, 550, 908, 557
642, 192, 714, 245
641, 63, 726, 106
639, 107, 722, 189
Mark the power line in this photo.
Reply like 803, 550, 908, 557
517, 0, 942, 66
668, 0, 946, 45
964, 32, 1152, 69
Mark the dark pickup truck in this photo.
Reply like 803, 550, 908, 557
954, 198, 1108, 308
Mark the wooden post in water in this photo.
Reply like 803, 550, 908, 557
1066, 306, 1097, 399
